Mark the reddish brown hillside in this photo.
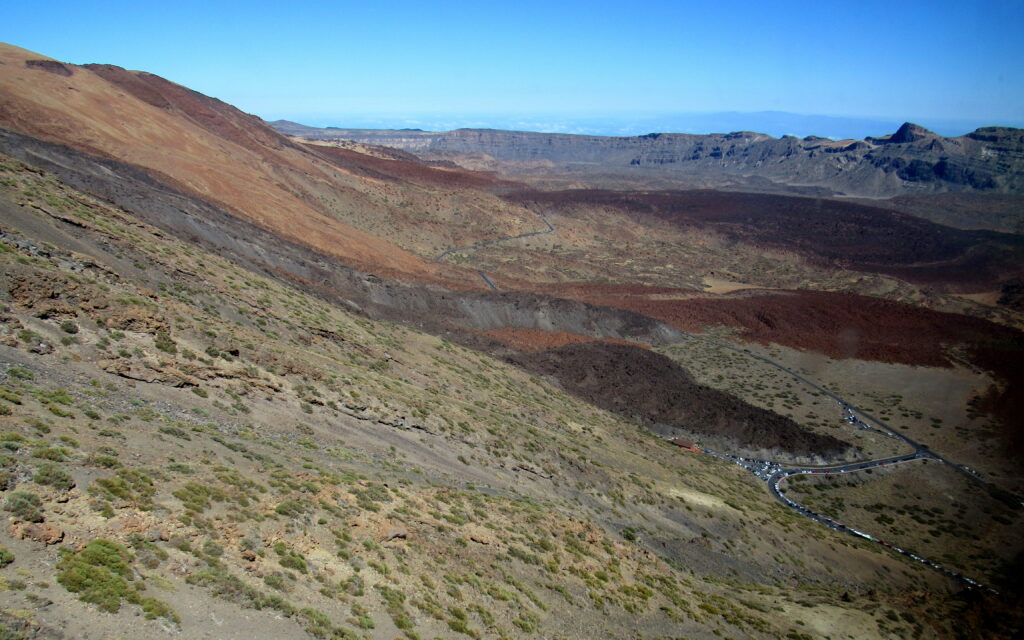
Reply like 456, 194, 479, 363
0, 43, 479, 288
82, 63, 296, 162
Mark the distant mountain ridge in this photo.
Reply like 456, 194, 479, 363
271, 120, 1024, 197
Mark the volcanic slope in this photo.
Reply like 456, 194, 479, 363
0, 43, 543, 284
2, 44, 1024, 637
8, 44, 1022, 475
4, 150, 1012, 639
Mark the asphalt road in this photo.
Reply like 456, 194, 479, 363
679, 332, 1002, 592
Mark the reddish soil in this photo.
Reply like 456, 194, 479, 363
480, 328, 648, 352
0, 45, 483, 290
83, 64, 301, 164
563, 288, 1010, 367
505, 189, 1024, 291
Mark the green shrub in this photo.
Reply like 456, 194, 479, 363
172, 482, 225, 512
5, 491, 43, 522
0, 457, 11, 489
55, 539, 176, 619
512, 612, 540, 633
89, 469, 156, 509
89, 455, 122, 469
263, 574, 288, 591
188, 566, 293, 613
274, 499, 308, 518
17, 328, 40, 343
279, 554, 308, 574
8, 365, 33, 380
26, 420, 50, 435
31, 446, 69, 461
202, 540, 224, 558
0, 546, 14, 567
154, 331, 177, 355
33, 462, 75, 490
47, 404, 74, 418
356, 614, 374, 629
375, 585, 413, 629
140, 596, 179, 622
158, 425, 191, 440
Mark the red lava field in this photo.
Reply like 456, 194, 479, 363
561, 288, 1020, 368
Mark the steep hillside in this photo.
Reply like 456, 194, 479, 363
2, 43, 1023, 639
5, 151, 1013, 639
274, 122, 1024, 197
0, 43, 539, 285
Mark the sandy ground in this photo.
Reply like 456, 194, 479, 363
701, 277, 771, 294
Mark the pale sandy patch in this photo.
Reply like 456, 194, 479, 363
702, 276, 770, 294
781, 603, 882, 639
955, 291, 1001, 306
666, 486, 731, 510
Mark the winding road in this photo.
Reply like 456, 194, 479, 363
681, 332, 1003, 593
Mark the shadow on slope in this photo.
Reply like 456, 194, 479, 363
510, 342, 850, 457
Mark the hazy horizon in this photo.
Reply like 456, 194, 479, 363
271, 110, 1022, 141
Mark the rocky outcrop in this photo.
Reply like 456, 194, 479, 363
17, 522, 64, 545
279, 122, 1024, 197
24, 59, 72, 76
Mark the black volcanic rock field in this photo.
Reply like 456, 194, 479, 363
511, 342, 850, 457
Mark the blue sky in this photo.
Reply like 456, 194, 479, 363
3, 0, 1023, 137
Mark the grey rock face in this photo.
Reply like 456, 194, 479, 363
272, 121, 1024, 197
